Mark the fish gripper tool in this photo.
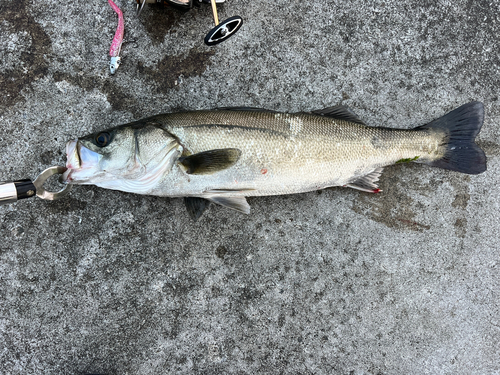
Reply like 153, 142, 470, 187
0, 166, 72, 206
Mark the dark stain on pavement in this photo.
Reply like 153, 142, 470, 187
52, 49, 214, 113
140, 3, 187, 43
46, 198, 88, 213
454, 218, 467, 238
216, 245, 227, 259
0, 0, 51, 107
450, 176, 471, 238
477, 140, 500, 157
452, 193, 470, 209
137, 49, 215, 93
52, 72, 141, 117
351, 164, 430, 232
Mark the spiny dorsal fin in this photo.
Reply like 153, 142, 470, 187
184, 197, 210, 221
311, 105, 366, 125
345, 168, 384, 193
179, 148, 241, 175
206, 195, 250, 214
217, 107, 278, 113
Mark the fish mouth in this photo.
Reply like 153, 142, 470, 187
66, 139, 81, 169
61, 139, 102, 184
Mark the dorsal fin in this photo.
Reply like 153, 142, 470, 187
345, 168, 384, 193
311, 105, 366, 125
217, 107, 278, 113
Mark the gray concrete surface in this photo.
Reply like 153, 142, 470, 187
1, 0, 499, 373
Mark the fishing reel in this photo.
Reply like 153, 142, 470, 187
136, 0, 243, 45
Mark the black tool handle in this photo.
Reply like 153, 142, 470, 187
0, 179, 37, 205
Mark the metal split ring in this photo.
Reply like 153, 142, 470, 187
33, 166, 72, 201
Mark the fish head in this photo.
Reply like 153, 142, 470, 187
61, 123, 182, 194
109, 56, 121, 74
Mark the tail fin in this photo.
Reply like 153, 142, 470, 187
418, 102, 486, 175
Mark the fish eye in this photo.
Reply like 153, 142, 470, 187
95, 132, 111, 147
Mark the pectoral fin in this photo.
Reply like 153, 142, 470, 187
346, 168, 384, 193
184, 197, 211, 221
179, 148, 241, 175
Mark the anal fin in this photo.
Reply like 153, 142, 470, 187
206, 195, 250, 214
346, 168, 384, 193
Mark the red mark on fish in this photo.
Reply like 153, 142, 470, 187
108, 0, 124, 74
261, 168, 268, 175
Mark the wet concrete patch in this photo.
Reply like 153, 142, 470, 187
139, 3, 187, 43
454, 217, 467, 238
137, 48, 215, 93
52, 72, 140, 117
452, 193, 470, 209
477, 140, 500, 157
351, 165, 431, 232
449, 177, 471, 238
215, 245, 227, 259
45, 197, 88, 213
0, 0, 51, 107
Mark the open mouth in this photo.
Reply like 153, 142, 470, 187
65, 139, 81, 170
61, 139, 102, 183
61, 139, 80, 183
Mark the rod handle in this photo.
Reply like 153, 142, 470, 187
0, 179, 37, 206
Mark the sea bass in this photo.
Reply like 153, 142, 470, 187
62, 102, 486, 219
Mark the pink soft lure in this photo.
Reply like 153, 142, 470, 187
108, 0, 124, 74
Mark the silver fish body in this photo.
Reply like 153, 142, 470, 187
62, 103, 486, 218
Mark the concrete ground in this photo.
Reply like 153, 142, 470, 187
1, 0, 499, 373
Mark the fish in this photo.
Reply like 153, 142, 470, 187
108, 0, 124, 74
62, 102, 486, 220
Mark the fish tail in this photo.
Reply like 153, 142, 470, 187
418, 102, 486, 175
